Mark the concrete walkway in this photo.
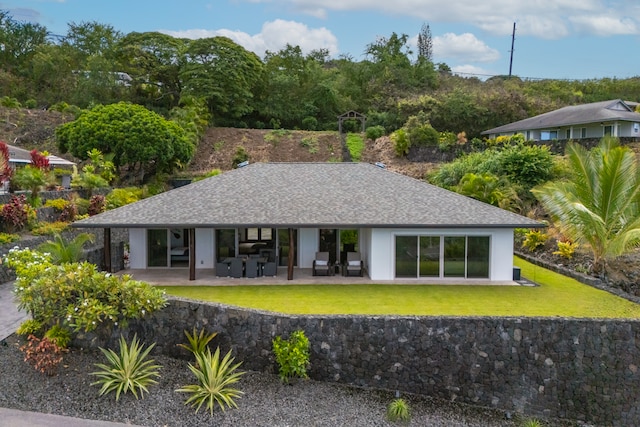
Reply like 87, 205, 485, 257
0, 280, 26, 341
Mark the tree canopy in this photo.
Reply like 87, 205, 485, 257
56, 102, 194, 182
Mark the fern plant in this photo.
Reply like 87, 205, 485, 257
176, 346, 244, 414
91, 335, 161, 401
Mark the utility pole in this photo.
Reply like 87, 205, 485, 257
508, 22, 516, 77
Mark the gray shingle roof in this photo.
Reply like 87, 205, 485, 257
73, 162, 542, 229
482, 99, 640, 135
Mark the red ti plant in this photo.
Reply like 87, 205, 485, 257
30, 149, 50, 171
0, 141, 13, 185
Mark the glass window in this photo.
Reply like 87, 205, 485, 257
604, 125, 612, 136
581, 127, 587, 138
395, 236, 418, 278
246, 228, 259, 240
540, 130, 558, 141
443, 236, 466, 277
147, 229, 168, 267
261, 228, 272, 240
340, 229, 359, 265
216, 229, 236, 261
467, 236, 490, 278
565, 129, 571, 139
419, 236, 440, 277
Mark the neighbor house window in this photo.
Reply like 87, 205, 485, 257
581, 128, 587, 138
565, 129, 571, 139
604, 125, 612, 136
540, 130, 558, 141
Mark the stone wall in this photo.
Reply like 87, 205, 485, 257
77, 298, 640, 427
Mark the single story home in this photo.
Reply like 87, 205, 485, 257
1, 144, 76, 192
482, 99, 640, 141
73, 162, 543, 282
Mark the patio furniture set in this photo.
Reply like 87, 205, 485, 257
216, 255, 278, 278
312, 251, 364, 277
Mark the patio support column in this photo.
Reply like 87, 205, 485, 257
287, 228, 295, 280
189, 228, 196, 281
103, 228, 111, 273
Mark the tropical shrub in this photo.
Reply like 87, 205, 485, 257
92, 335, 161, 401
1, 195, 29, 232
0, 232, 20, 244
301, 116, 318, 130
106, 187, 143, 210
391, 128, 410, 157
88, 194, 106, 216
532, 137, 640, 274
522, 230, 548, 252
44, 323, 73, 348
12, 165, 47, 207
177, 327, 218, 357
387, 398, 411, 422
16, 319, 43, 337
272, 330, 310, 383
4, 247, 167, 334
176, 347, 244, 414
497, 143, 554, 190
38, 232, 94, 263
20, 334, 64, 376
408, 122, 439, 147
30, 221, 70, 236
44, 198, 69, 211
553, 240, 579, 259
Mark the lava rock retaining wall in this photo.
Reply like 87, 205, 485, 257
78, 298, 640, 426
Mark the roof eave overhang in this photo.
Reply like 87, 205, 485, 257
72, 222, 546, 229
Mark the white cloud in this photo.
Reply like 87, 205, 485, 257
570, 15, 639, 36
433, 33, 500, 63
162, 19, 339, 57
246, 0, 640, 38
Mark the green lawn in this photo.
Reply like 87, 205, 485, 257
160, 257, 640, 318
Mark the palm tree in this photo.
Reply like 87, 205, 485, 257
38, 233, 95, 264
532, 137, 640, 276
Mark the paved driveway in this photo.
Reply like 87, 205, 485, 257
0, 281, 27, 341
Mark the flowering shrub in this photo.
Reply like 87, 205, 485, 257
4, 247, 167, 334
88, 194, 106, 216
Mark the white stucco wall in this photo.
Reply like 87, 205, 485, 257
298, 228, 318, 268
195, 228, 214, 268
129, 228, 146, 269
368, 228, 515, 281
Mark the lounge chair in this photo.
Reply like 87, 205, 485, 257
344, 252, 363, 277
312, 251, 332, 276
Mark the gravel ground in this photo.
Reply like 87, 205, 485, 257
0, 334, 568, 427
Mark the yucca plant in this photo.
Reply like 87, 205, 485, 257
176, 346, 244, 414
520, 418, 543, 427
177, 327, 218, 357
387, 398, 411, 423
91, 334, 161, 401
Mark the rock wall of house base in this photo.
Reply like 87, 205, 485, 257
76, 298, 640, 427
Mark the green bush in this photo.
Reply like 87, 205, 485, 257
391, 129, 410, 157
44, 198, 69, 211
387, 398, 411, 422
92, 335, 161, 401
0, 232, 20, 244
553, 240, 579, 259
44, 324, 72, 348
409, 123, 439, 147
176, 347, 244, 414
301, 116, 318, 130
522, 230, 548, 252
106, 187, 143, 210
497, 144, 554, 189
365, 125, 386, 140
4, 247, 167, 334
16, 319, 43, 337
272, 330, 310, 383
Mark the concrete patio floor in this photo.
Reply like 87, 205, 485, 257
120, 267, 521, 287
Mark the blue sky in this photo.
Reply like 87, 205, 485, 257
4, 0, 640, 80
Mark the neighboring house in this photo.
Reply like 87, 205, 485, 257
2, 144, 76, 192
73, 162, 543, 282
482, 99, 640, 141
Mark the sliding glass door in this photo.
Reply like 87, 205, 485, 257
395, 235, 490, 279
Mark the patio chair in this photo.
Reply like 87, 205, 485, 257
215, 261, 230, 277
262, 261, 277, 277
245, 257, 259, 278
229, 258, 244, 278
344, 252, 363, 277
312, 251, 332, 276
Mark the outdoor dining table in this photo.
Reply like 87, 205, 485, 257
222, 256, 268, 277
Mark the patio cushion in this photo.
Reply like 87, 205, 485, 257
348, 260, 360, 266
315, 260, 328, 266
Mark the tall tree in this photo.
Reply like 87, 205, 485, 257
56, 102, 194, 182
417, 23, 433, 62
0, 10, 49, 75
532, 137, 640, 276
